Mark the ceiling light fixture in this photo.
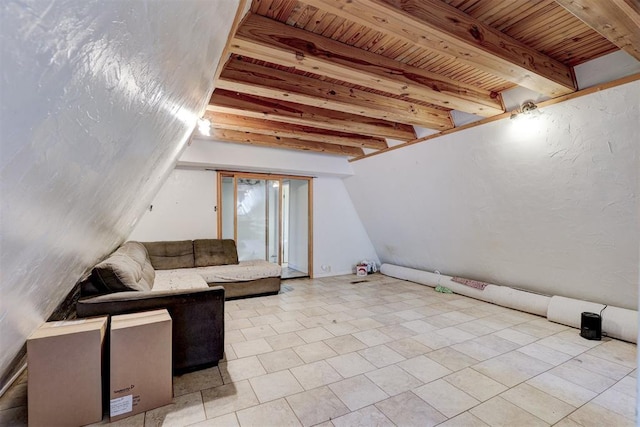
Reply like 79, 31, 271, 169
197, 118, 211, 136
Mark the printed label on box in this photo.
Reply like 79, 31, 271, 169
110, 395, 133, 417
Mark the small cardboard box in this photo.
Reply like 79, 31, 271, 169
109, 309, 172, 421
27, 316, 108, 427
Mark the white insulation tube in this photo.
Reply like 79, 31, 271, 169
380, 264, 550, 316
547, 296, 637, 343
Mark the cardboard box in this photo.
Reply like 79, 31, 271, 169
27, 316, 108, 427
109, 309, 172, 421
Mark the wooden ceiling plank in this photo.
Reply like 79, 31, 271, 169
232, 13, 503, 116
204, 111, 388, 149
218, 58, 453, 129
208, 89, 417, 140
303, 0, 577, 96
205, 128, 365, 157
555, 0, 640, 61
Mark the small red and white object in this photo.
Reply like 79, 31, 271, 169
356, 264, 368, 276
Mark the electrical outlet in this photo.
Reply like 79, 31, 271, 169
321, 265, 331, 272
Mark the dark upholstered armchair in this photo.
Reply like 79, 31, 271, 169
77, 286, 224, 374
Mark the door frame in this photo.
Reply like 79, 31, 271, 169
217, 171, 314, 278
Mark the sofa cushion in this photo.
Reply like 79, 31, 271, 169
143, 240, 195, 270
91, 241, 155, 292
193, 239, 239, 267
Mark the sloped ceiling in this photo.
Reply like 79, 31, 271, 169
201, 0, 640, 158
0, 0, 239, 388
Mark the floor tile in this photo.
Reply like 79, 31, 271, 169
358, 345, 405, 368
231, 338, 273, 358
437, 411, 489, 427
426, 347, 479, 371
294, 341, 338, 363
567, 402, 635, 427
249, 314, 281, 327
329, 375, 389, 411
290, 360, 343, 390
286, 386, 349, 427
386, 337, 432, 358
271, 320, 306, 334
331, 405, 394, 427
470, 396, 548, 427
500, 383, 575, 424
585, 339, 637, 368
188, 412, 239, 427
323, 321, 360, 336
525, 372, 597, 407
472, 351, 552, 387
565, 353, 632, 380
492, 328, 538, 345
236, 398, 302, 427
444, 368, 507, 402
201, 380, 259, 419
451, 340, 502, 361
173, 366, 223, 397
397, 355, 451, 383
401, 319, 438, 334
516, 342, 574, 365
144, 391, 205, 427
375, 391, 446, 427
349, 318, 384, 331
240, 325, 277, 341
611, 375, 636, 398
257, 348, 304, 373
413, 379, 480, 418
220, 356, 266, 383
550, 362, 617, 393
327, 352, 376, 378
592, 388, 636, 420
537, 335, 591, 356
353, 329, 393, 346
365, 365, 423, 396
224, 330, 246, 344
265, 332, 306, 350
324, 335, 368, 354
296, 326, 334, 343
377, 324, 417, 339
249, 370, 304, 403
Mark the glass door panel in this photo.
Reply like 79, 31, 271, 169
236, 178, 267, 261
220, 176, 235, 239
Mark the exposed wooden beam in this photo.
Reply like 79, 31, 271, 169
213, 0, 250, 83
231, 13, 504, 116
218, 58, 454, 130
555, 0, 640, 61
204, 128, 365, 157
302, 0, 577, 96
204, 112, 388, 149
208, 89, 417, 140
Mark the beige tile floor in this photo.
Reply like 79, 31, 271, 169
1, 274, 637, 426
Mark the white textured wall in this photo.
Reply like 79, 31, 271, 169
313, 178, 380, 277
345, 81, 640, 309
129, 169, 218, 242
0, 0, 238, 385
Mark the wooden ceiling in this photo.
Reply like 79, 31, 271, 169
202, 0, 639, 158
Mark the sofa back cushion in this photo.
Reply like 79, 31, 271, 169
193, 239, 239, 267
90, 241, 155, 292
143, 240, 195, 270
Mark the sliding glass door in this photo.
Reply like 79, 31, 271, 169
218, 172, 312, 277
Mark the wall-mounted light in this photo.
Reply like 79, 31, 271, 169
197, 118, 211, 136
510, 101, 539, 120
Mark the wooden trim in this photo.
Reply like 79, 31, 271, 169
232, 13, 504, 116
308, 179, 314, 279
216, 170, 315, 181
350, 73, 640, 162
216, 172, 222, 238
303, 0, 577, 96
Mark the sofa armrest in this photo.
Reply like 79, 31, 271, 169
77, 287, 225, 374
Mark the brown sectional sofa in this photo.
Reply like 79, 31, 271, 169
77, 239, 281, 373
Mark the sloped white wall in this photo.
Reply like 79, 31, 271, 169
129, 169, 218, 241
345, 81, 640, 309
131, 141, 379, 277
0, 0, 238, 385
